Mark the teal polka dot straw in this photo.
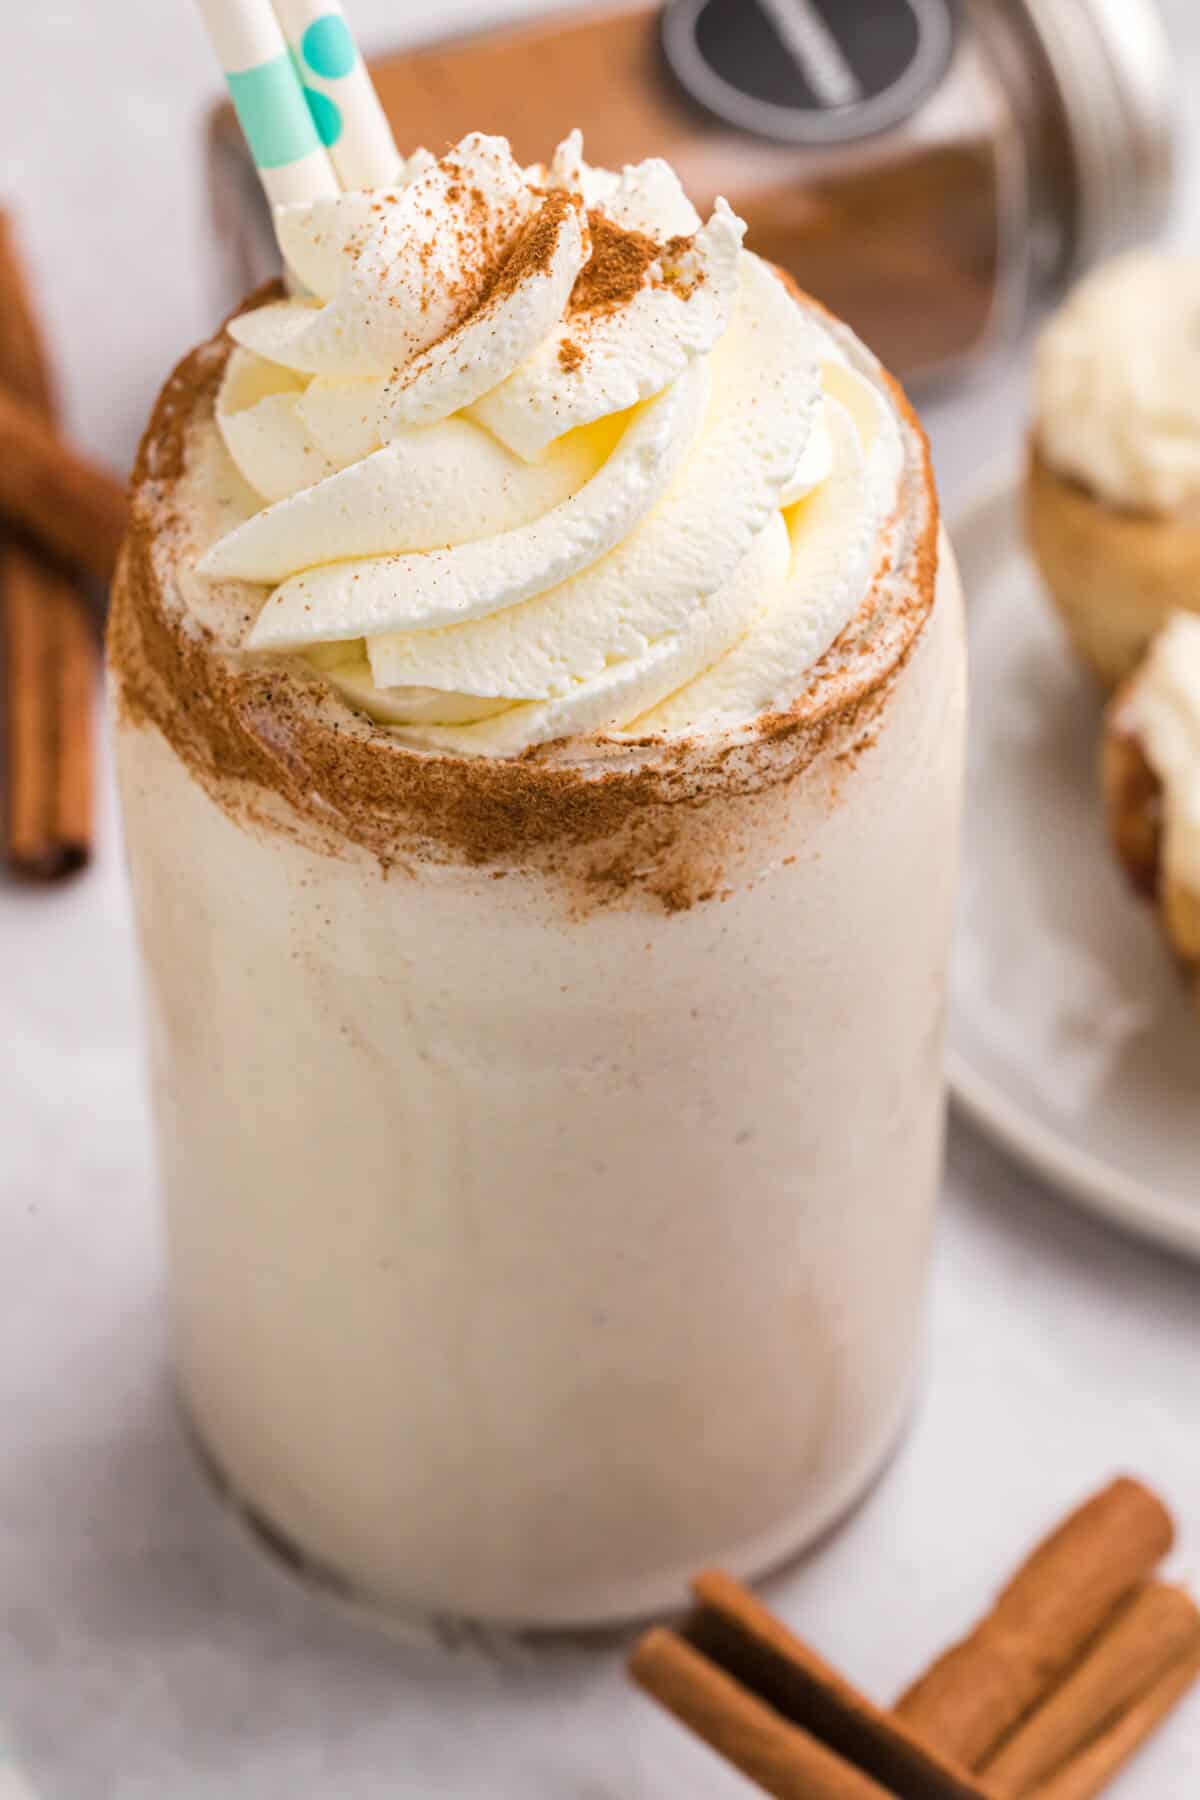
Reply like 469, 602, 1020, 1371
272, 0, 401, 190
194, 0, 399, 207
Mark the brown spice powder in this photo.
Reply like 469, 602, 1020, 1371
387, 191, 578, 403
478, 188, 576, 309
569, 212, 663, 316
108, 275, 940, 913
414, 158, 529, 326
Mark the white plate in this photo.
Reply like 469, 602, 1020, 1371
947, 474, 1200, 1258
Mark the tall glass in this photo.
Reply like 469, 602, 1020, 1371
110, 328, 965, 1628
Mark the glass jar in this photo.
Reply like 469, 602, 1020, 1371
110, 308, 966, 1627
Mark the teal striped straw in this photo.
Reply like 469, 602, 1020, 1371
195, 0, 339, 205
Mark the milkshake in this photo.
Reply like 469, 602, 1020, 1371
110, 133, 966, 1626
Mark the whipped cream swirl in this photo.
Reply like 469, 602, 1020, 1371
200, 133, 903, 754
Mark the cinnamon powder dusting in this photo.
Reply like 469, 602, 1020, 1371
386, 190, 577, 401
570, 212, 661, 315
387, 192, 700, 404
409, 156, 529, 324
478, 189, 575, 309
568, 214, 702, 317
109, 276, 940, 915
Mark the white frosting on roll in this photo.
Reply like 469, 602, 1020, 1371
1035, 253, 1200, 516
198, 132, 904, 754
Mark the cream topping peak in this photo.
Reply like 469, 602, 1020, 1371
199, 132, 902, 755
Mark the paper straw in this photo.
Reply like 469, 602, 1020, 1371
270, 1, 400, 190
194, 0, 339, 205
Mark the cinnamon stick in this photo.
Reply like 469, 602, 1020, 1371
0, 211, 55, 412
893, 1478, 1174, 1767
680, 1571, 989, 1800
0, 209, 95, 878
1029, 1642, 1200, 1800
981, 1581, 1200, 1796
629, 1482, 1192, 1800
2, 545, 90, 875
630, 1626, 899, 1800
0, 382, 128, 585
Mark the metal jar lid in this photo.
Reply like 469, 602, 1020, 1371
1020, 0, 1175, 276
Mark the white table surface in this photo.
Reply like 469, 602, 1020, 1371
3, 3, 1199, 1796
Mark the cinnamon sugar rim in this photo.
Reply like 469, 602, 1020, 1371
108, 275, 939, 879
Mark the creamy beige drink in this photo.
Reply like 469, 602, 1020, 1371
110, 134, 965, 1625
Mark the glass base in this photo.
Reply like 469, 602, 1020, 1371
181, 1373, 919, 1640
